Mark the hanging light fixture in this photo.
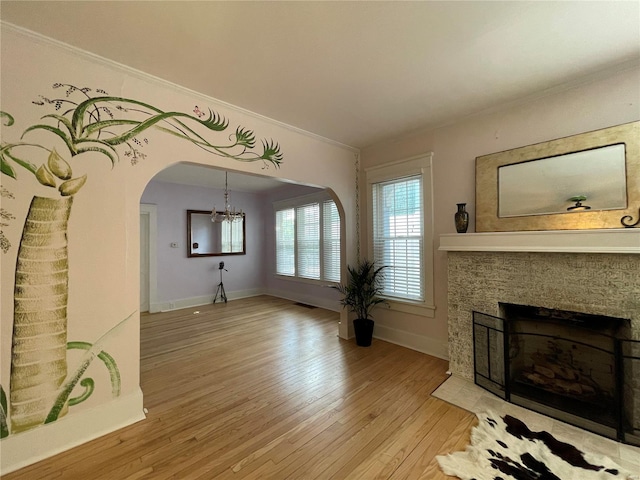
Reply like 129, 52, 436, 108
211, 172, 244, 223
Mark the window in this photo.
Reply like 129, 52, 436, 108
275, 196, 340, 283
221, 220, 244, 253
296, 203, 320, 279
323, 201, 340, 283
276, 209, 295, 276
367, 153, 434, 315
372, 175, 423, 301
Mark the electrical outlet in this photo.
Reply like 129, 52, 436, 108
170, 242, 178, 248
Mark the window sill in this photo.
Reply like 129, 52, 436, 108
381, 298, 436, 318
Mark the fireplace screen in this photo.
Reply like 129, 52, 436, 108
473, 305, 639, 446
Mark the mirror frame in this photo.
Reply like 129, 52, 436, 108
187, 209, 246, 257
476, 121, 639, 232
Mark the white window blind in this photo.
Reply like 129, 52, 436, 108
274, 198, 340, 282
372, 175, 424, 301
276, 208, 295, 276
296, 203, 320, 279
322, 200, 340, 282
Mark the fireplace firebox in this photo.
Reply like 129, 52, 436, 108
473, 304, 640, 446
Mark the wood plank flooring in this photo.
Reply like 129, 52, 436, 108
4, 296, 474, 479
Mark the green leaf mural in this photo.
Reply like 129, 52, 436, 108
1, 385, 8, 439
1, 84, 284, 436
0, 186, 15, 253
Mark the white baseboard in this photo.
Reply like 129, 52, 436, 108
1, 388, 146, 475
152, 289, 265, 312
373, 323, 449, 360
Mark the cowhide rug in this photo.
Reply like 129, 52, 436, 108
437, 411, 638, 480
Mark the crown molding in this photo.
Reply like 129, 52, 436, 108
1, 21, 359, 154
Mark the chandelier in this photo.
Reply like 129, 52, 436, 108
211, 172, 244, 223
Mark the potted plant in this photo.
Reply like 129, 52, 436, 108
333, 259, 388, 347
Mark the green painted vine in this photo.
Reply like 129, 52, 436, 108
0, 385, 8, 439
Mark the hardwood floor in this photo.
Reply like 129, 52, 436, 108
4, 296, 474, 479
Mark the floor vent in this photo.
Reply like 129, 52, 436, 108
294, 302, 317, 309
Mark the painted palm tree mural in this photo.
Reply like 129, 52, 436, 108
0, 83, 283, 438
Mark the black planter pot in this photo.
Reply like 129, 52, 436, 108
353, 318, 374, 347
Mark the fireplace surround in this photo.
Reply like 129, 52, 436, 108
440, 229, 640, 444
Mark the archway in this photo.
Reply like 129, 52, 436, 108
138, 161, 346, 318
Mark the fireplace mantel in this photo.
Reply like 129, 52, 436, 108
439, 229, 640, 254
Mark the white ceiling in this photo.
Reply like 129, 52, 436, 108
2, 1, 639, 189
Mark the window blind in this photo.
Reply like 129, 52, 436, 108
372, 175, 424, 301
274, 199, 340, 282
296, 203, 320, 279
276, 208, 295, 276
322, 200, 340, 282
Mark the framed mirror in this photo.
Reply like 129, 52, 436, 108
187, 210, 246, 257
497, 143, 627, 217
476, 121, 639, 232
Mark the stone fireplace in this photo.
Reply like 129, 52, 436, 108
440, 229, 640, 444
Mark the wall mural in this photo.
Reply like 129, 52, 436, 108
0, 83, 283, 439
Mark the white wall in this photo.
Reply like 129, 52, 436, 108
360, 65, 640, 361
1, 26, 357, 473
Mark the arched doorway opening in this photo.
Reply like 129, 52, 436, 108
138, 162, 345, 316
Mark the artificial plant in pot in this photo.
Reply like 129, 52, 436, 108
334, 259, 388, 347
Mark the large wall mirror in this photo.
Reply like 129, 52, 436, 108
476, 121, 639, 231
498, 143, 627, 217
187, 210, 246, 257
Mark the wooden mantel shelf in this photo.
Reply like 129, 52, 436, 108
438, 229, 640, 254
